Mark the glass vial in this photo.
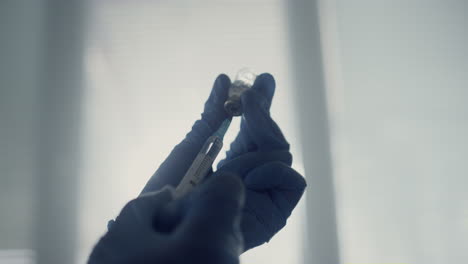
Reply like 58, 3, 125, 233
224, 68, 257, 116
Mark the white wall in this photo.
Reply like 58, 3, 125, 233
329, 1, 468, 263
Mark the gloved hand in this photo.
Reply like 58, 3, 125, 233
89, 172, 245, 264
141, 73, 306, 251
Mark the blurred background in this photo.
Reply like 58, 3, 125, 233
1, 0, 467, 264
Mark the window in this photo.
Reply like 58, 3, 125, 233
79, 1, 305, 263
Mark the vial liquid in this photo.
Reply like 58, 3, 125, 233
224, 68, 257, 116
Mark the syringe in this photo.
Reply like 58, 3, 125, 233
174, 69, 256, 198
174, 119, 231, 198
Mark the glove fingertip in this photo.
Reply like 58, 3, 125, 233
215, 73, 231, 89
200, 73, 232, 137
206, 73, 231, 109
252, 73, 275, 103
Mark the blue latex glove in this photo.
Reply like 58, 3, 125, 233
141, 73, 306, 251
89, 172, 245, 264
